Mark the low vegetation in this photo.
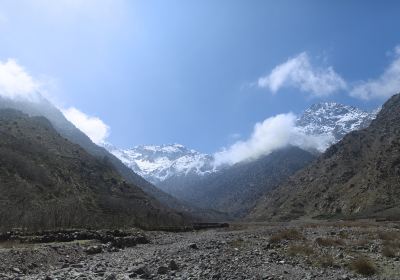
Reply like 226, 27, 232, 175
318, 254, 335, 268
378, 231, 400, 241
269, 229, 304, 243
315, 237, 345, 247
382, 246, 396, 258
350, 256, 377, 276
287, 244, 314, 256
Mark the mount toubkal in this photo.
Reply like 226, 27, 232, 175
105, 102, 377, 186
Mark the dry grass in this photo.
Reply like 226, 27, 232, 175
353, 239, 369, 247
350, 256, 377, 276
382, 239, 400, 249
287, 244, 314, 256
330, 220, 376, 229
228, 238, 246, 248
338, 231, 348, 239
318, 254, 335, 268
382, 246, 396, 258
269, 229, 304, 243
315, 237, 345, 247
378, 231, 400, 241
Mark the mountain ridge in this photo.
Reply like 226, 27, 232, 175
105, 102, 377, 189
249, 93, 400, 221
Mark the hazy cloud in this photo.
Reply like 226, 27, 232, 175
62, 107, 110, 145
350, 46, 400, 100
0, 59, 41, 102
258, 52, 347, 97
214, 113, 333, 165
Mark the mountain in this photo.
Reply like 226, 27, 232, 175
104, 143, 216, 184
165, 146, 317, 217
104, 102, 377, 189
249, 93, 400, 221
296, 102, 378, 148
0, 109, 187, 231
0, 96, 198, 219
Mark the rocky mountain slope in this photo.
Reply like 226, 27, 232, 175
249, 94, 400, 221
0, 96, 202, 220
0, 109, 187, 231
165, 147, 316, 217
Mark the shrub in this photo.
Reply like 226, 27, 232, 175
287, 244, 314, 256
350, 257, 377, 276
269, 229, 304, 243
319, 254, 335, 268
378, 231, 400, 241
315, 237, 345, 247
382, 246, 396, 258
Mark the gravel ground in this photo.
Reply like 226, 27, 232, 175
0, 221, 399, 280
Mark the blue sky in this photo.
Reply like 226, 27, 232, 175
1, 0, 400, 153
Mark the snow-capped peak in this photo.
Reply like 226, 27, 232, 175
104, 143, 216, 184
296, 102, 377, 143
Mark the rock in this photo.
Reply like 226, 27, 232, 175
264, 243, 272, 250
131, 265, 149, 276
27, 263, 38, 269
85, 245, 103, 255
212, 273, 221, 279
11, 267, 22, 274
189, 243, 198, 249
157, 266, 169, 275
105, 273, 117, 280
169, 260, 179, 271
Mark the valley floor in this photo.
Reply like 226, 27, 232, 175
0, 220, 399, 280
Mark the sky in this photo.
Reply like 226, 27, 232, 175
1, 0, 400, 154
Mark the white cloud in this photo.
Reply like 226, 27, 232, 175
62, 107, 110, 145
214, 113, 333, 165
258, 52, 347, 97
350, 46, 400, 100
0, 58, 110, 145
0, 59, 42, 102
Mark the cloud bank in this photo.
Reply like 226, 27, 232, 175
62, 107, 110, 145
0, 58, 110, 145
258, 52, 347, 97
350, 46, 400, 100
0, 59, 41, 102
214, 113, 333, 165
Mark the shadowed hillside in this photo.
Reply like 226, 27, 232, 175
0, 109, 187, 231
162, 147, 316, 217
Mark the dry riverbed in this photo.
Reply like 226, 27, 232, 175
0, 220, 399, 280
